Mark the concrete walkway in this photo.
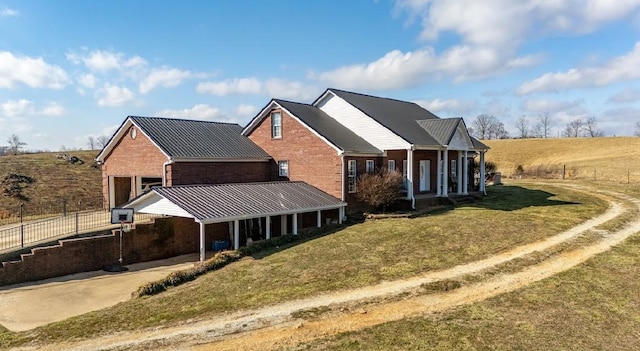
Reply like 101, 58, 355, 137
0, 253, 203, 332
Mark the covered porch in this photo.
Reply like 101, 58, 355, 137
124, 181, 347, 261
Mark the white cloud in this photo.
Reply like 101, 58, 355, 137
155, 104, 225, 121
414, 98, 477, 116
66, 50, 147, 73
517, 42, 640, 94
235, 104, 258, 117
139, 67, 192, 94
608, 88, 640, 104
0, 51, 69, 89
2, 99, 34, 117
263, 79, 320, 100
521, 99, 584, 113
78, 73, 97, 88
1, 7, 19, 16
96, 84, 135, 107
42, 102, 64, 116
196, 77, 261, 95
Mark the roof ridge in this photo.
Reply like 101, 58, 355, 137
273, 99, 312, 106
128, 115, 240, 126
328, 88, 421, 106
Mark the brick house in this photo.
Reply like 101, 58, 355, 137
243, 88, 489, 210
96, 116, 273, 209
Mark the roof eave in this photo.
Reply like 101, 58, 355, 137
199, 202, 347, 225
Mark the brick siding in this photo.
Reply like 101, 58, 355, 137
169, 162, 270, 186
247, 108, 343, 199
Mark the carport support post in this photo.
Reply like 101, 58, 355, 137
338, 207, 344, 224
281, 214, 287, 235
233, 219, 240, 250
292, 214, 298, 235
199, 222, 205, 262
317, 210, 322, 228
265, 216, 271, 240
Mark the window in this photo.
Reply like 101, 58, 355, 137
451, 159, 457, 178
348, 160, 357, 193
366, 160, 375, 173
271, 111, 282, 138
278, 160, 289, 177
388, 159, 396, 172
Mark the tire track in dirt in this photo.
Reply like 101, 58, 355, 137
19, 185, 639, 351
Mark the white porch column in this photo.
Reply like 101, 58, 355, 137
233, 219, 240, 250
317, 210, 322, 228
407, 149, 415, 208
442, 149, 449, 197
338, 207, 345, 224
281, 214, 287, 235
199, 222, 206, 262
265, 216, 271, 240
457, 151, 463, 195
436, 150, 442, 197
480, 151, 486, 194
292, 213, 298, 235
463, 151, 469, 195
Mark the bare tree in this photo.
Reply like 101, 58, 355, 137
584, 117, 604, 137
635, 121, 640, 137
537, 113, 554, 138
96, 135, 110, 148
471, 115, 508, 140
87, 136, 96, 150
7, 134, 26, 154
562, 118, 584, 137
515, 115, 529, 138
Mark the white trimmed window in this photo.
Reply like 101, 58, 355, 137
451, 159, 457, 178
271, 111, 282, 139
278, 160, 289, 177
366, 160, 375, 173
388, 159, 396, 172
348, 160, 357, 193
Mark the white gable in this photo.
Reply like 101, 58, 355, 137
448, 123, 474, 150
315, 93, 410, 150
125, 192, 194, 219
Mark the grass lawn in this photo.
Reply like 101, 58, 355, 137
0, 182, 608, 347
286, 183, 640, 351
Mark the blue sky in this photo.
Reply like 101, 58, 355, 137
1, 0, 640, 151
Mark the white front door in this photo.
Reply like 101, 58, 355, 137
419, 160, 430, 191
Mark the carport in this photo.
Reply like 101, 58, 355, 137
124, 181, 347, 261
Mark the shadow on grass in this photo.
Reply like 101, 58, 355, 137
470, 184, 580, 211
241, 223, 353, 260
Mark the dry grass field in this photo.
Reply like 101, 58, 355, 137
0, 150, 102, 221
484, 137, 640, 183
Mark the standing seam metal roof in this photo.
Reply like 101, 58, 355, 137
326, 89, 442, 146
416, 118, 462, 145
274, 99, 381, 154
129, 116, 271, 159
151, 181, 345, 222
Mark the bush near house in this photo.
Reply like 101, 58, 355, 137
356, 169, 404, 213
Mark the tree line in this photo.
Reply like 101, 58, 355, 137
470, 114, 640, 140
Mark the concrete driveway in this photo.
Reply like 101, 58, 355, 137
0, 254, 203, 332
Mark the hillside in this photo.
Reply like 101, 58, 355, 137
0, 150, 102, 220
484, 136, 640, 183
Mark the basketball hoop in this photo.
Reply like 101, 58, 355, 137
110, 208, 135, 271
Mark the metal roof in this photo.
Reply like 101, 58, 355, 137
416, 118, 462, 145
323, 89, 442, 146
129, 116, 271, 160
125, 181, 346, 224
274, 99, 381, 154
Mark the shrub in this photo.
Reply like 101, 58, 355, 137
356, 169, 404, 213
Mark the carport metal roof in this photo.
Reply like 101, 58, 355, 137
124, 181, 346, 224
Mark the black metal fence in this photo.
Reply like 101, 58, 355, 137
0, 202, 159, 252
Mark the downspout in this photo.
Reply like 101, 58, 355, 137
340, 153, 345, 202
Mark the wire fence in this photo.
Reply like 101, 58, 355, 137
0, 206, 160, 253
497, 164, 640, 184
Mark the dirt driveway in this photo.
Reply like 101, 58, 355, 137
0, 254, 201, 332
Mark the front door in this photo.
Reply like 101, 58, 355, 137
419, 160, 430, 191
